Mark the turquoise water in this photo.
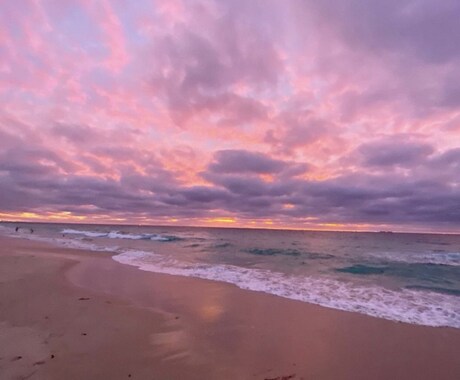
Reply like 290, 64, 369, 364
2, 222, 459, 328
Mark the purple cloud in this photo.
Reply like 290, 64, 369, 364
0, 0, 459, 232
356, 137, 434, 167
208, 150, 289, 174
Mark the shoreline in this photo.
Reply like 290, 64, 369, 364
0, 236, 222, 379
6, 227, 459, 329
1, 235, 460, 379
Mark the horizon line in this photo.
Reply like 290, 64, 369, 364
2, 219, 459, 237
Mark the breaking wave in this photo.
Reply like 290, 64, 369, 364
113, 250, 460, 329
62, 229, 180, 242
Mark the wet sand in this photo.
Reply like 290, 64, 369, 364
1, 236, 460, 379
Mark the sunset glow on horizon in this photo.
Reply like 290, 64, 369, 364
1, 1, 460, 233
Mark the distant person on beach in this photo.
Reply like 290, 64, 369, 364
15, 227, 19, 232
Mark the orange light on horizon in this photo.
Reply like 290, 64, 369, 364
1, 212, 454, 235
206, 217, 236, 224
1, 211, 88, 223
19, 212, 42, 219
319, 223, 343, 227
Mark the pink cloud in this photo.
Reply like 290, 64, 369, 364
0, 0, 459, 231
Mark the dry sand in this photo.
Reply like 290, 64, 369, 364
1, 235, 459, 379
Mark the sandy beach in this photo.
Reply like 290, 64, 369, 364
1, 235, 459, 380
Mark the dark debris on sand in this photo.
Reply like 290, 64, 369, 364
264, 375, 296, 380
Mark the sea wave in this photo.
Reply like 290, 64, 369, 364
62, 229, 179, 242
113, 250, 460, 329
2, 224, 459, 328
370, 251, 460, 266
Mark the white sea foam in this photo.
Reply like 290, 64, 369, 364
25, 234, 118, 253
62, 229, 108, 238
371, 251, 460, 266
113, 250, 460, 329
2, 224, 458, 328
0, 225, 12, 234
58, 238, 118, 252
409, 252, 460, 266
62, 229, 172, 241
0, 226, 118, 253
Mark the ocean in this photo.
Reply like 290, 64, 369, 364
1, 222, 459, 328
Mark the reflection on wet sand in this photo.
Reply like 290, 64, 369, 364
68, 255, 460, 380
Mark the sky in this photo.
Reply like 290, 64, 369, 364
0, 0, 459, 233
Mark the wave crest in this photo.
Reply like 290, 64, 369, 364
113, 250, 460, 329
62, 229, 179, 242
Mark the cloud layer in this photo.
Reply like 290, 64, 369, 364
0, 0, 459, 232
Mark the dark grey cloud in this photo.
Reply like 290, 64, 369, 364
284, 0, 460, 117
147, 2, 282, 127
430, 147, 460, 168
356, 138, 434, 167
1, 145, 459, 228
306, 0, 460, 64
51, 123, 100, 144
0, 121, 458, 230
264, 106, 335, 154
0, 146, 80, 177
204, 173, 268, 197
2, 0, 459, 233
208, 150, 289, 175
179, 186, 231, 203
